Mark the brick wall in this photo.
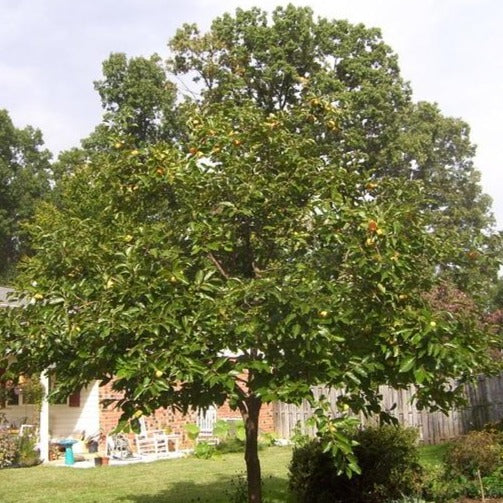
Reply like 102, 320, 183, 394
98, 380, 124, 436
98, 381, 276, 450
258, 402, 275, 433
216, 401, 275, 433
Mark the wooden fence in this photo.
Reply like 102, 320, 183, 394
273, 374, 503, 444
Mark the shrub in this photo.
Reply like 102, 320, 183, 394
17, 433, 40, 467
212, 419, 230, 442
0, 431, 18, 468
354, 425, 423, 502
423, 431, 503, 502
184, 423, 200, 443
289, 425, 423, 503
482, 466, 503, 498
216, 436, 245, 454
386, 497, 432, 503
453, 466, 503, 499
215, 431, 276, 454
289, 438, 340, 503
421, 465, 467, 503
483, 418, 503, 435
186, 420, 248, 456
215, 419, 247, 453
444, 430, 503, 477
193, 440, 217, 459
259, 432, 278, 447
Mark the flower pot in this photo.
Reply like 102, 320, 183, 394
102, 456, 109, 465
94, 457, 103, 466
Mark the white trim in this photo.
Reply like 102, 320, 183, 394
39, 372, 49, 463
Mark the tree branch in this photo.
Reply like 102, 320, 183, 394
207, 252, 230, 279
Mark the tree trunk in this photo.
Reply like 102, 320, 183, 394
241, 395, 262, 503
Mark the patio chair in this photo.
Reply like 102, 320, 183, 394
106, 433, 133, 459
135, 417, 180, 457
18, 424, 35, 436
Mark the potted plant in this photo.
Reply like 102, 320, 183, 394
83, 430, 102, 453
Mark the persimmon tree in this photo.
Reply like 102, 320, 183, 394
2, 6, 501, 503
169, 5, 500, 298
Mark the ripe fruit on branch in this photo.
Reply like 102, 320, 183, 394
368, 220, 378, 232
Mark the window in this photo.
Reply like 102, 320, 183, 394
49, 374, 80, 407
19, 376, 42, 405
68, 390, 81, 408
0, 369, 20, 407
4, 387, 20, 406
0, 374, 44, 407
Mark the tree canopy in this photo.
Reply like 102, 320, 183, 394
0, 109, 52, 281
168, 5, 499, 294
2, 6, 501, 502
52, 52, 181, 182
88, 53, 179, 148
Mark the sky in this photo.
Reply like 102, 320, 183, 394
1, 0, 502, 229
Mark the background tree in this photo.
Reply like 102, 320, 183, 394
52, 52, 182, 183
0, 109, 52, 281
87, 52, 180, 149
486, 278, 503, 349
2, 6, 501, 503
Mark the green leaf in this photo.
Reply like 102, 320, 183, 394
399, 356, 416, 374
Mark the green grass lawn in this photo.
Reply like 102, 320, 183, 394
0, 443, 452, 502
0, 447, 292, 503
418, 442, 449, 469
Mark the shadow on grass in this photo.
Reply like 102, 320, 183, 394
118, 474, 291, 503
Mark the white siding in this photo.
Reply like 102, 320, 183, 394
2, 380, 101, 455
49, 381, 100, 440
0, 404, 38, 427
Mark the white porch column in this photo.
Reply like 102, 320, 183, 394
39, 371, 49, 463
